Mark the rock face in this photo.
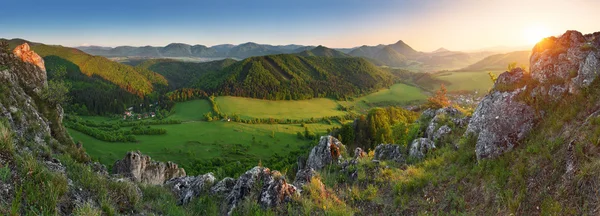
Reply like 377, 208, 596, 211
112, 151, 186, 185
373, 144, 404, 163
466, 87, 536, 159
409, 138, 436, 159
293, 168, 317, 188
165, 173, 216, 205
210, 177, 236, 195
466, 30, 600, 160
425, 107, 463, 141
13, 43, 45, 71
225, 166, 297, 215
306, 136, 344, 170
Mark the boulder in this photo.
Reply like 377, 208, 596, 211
409, 138, 436, 159
373, 144, 404, 163
112, 151, 186, 185
433, 125, 452, 143
466, 88, 536, 160
258, 171, 298, 209
225, 166, 270, 215
425, 107, 463, 140
292, 168, 316, 188
210, 177, 236, 196
353, 147, 366, 158
306, 136, 344, 171
13, 43, 45, 71
166, 173, 216, 205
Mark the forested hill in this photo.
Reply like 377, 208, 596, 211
135, 58, 237, 90
194, 54, 394, 100
1, 39, 168, 97
296, 45, 350, 58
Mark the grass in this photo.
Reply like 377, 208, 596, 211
339, 83, 428, 112
434, 71, 500, 95
216, 96, 347, 120
69, 119, 336, 174
169, 99, 213, 121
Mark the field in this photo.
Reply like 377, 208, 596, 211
434, 71, 500, 95
216, 96, 347, 120
339, 83, 428, 112
168, 99, 213, 121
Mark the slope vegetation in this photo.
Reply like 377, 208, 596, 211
461, 50, 531, 71
195, 54, 394, 100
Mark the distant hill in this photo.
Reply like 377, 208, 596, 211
194, 54, 394, 100
136, 58, 237, 90
460, 50, 531, 71
374, 46, 408, 67
78, 43, 315, 59
297, 46, 350, 58
387, 40, 419, 57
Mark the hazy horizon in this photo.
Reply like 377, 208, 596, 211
1, 0, 599, 51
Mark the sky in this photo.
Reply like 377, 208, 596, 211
0, 0, 599, 51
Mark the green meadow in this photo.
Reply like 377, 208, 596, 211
339, 83, 428, 112
434, 71, 500, 95
215, 96, 347, 120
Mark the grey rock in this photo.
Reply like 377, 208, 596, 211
433, 125, 452, 143
210, 177, 236, 195
306, 136, 344, 171
293, 168, 317, 188
409, 138, 436, 159
373, 144, 404, 163
258, 171, 298, 209
465, 88, 536, 160
225, 166, 269, 215
166, 173, 216, 205
353, 147, 366, 158
112, 151, 186, 185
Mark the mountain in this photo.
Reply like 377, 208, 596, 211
432, 47, 451, 53
348, 44, 386, 58
461, 50, 531, 71
296, 45, 350, 58
374, 46, 408, 67
386, 40, 419, 57
136, 58, 237, 90
195, 54, 394, 100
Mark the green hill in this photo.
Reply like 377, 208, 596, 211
297, 45, 350, 58
136, 58, 237, 90
374, 46, 408, 67
461, 50, 531, 71
195, 54, 394, 100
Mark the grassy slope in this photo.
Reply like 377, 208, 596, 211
216, 96, 347, 120
434, 71, 499, 95
339, 83, 428, 112
461, 50, 531, 71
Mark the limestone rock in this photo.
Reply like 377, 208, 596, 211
373, 144, 404, 163
210, 177, 236, 195
433, 125, 452, 143
409, 138, 436, 159
258, 171, 298, 209
466, 88, 536, 160
13, 43, 45, 71
306, 136, 344, 171
166, 173, 216, 205
112, 151, 186, 185
353, 147, 366, 158
225, 166, 270, 214
293, 168, 316, 188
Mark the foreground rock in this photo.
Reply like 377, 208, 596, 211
112, 151, 186, 185
409, 138, 436, 159
166, 173, 216, 205
373, 144, 404, 163
306, 136, 344, 170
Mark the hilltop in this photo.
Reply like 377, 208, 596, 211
460, 50, 531, 71
296, 45, 350, 58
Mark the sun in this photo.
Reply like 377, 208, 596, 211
524, 26, 552, 45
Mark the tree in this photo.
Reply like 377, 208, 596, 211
41, 81, 71, 105
0, 41, 9, 54
425, 84, 450, 109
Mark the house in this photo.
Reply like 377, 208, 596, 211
124, 111, 132, 116
137, 114, 142, 120
151, 112, 156, 118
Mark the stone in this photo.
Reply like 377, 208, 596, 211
353, 147, 366, 158
258, 171, 298, 209
13, 43, 45, 71
409, 138, 436, 159
112, 151, 186, 185
210, 177, 236, 195
166, 173, 216, 205
433, 125, 452, 143
225, 166, 270, 215
292, 168, 316, 188
305, 136, 344, 171
373, 144, 404, 163
465, 88, 536, 160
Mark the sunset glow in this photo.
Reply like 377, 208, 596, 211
524, 25, 553, 45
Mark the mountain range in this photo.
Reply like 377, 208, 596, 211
77, 40, 516, 72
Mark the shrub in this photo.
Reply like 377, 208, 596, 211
425, 84, 450, 109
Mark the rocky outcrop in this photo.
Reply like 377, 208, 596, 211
409, 138, 436, 159
225, 166, 297, 215
353, 147, 366, 158
466, 30, 600, 160
166, 173, 216, 205
466, 87, 536, 160
210, 177, 236, 195
425, 107, 463, 141
293, 168, 317, 188
306, 136, 344, 170
112, 151, 186, 185
373, 144, 404, 163
13, 43, 45, 72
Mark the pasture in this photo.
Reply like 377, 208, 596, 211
434, 71, 499, 95
215, 96, 347, 120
